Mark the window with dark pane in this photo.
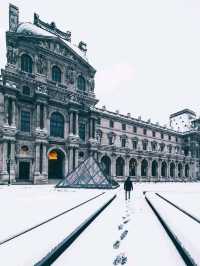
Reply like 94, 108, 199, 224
109, 120, 114, 128
121, 138, 126, 147
168, 135, 171, 141
133, 126, 137, 133
21, 54, 32, 73
50, 112, 64, 138
143, 128, 147, 135
79, 122, 86, 141
22, 86, 30, 96
77, 75, 86, 91
161, 133, 164, 139
40, 104, 44, 129
21, 111, 31, 132
52, 66, 61, 82
152, 131, 156, 137
122, 123, 126, 130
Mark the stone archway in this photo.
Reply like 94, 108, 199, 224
116, 157, 125, 176
129, 158, 137, 176
152, 160, 158, 177
161, 161, 167, 177
141, 159, 148, 177
185, 164, 190, 178
178, 163, 183, 177
101, 155, 111, 176
48, 148, 65, 179
170, 162, 175, 178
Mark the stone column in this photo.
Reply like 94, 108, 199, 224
68, 147, 73, 172
69, 112, 73, 135
75, 112, 79, 137
43, 104, 47, 130
36, 103, 40, 128
168, 161, 171, 179
111, 156, 116, 179
1, 141, 8, 180
42, 143, 48, 177
175, 162, 178, 180
148, 159, 152, 179
125, 158, 129, 178
12, 99, 16, 126
34, 143, 40, 177
137, 158, 141, 178
10, 141, 16, 181
75, 148, 79, 168
4, 97, 8, 124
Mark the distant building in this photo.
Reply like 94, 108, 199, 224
0, 4, 199, 184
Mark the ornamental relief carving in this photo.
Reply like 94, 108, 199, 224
36, 55, 47, 75
7, 46, 18, 65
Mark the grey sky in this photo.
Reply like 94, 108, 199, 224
1, 0, 200, 125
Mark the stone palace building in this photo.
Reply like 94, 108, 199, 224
0, 4, 200, 184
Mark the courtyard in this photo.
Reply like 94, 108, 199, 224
0, 182, 200, 265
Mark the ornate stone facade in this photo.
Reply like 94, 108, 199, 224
0, 4, 199, 184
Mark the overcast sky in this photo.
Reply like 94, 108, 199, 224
1, 0, 200, 125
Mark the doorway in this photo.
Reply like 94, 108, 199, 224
19, 161, 30, 180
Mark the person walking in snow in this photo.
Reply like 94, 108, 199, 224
124, 176, 133, 200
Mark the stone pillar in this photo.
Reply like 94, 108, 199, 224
125, 158, 129, 178
168, 161, 171, 179
137, 158, 141, 178
148, 159, 152, 180
10, 141, 16, 181
68, 147, 73, 172
111, 156, 116, 179
12, 99, 16, 126
43, 104, 47, 130
42, 143, 48, 177
4, 97, 8, 124
175, 162, 178, 180
34, 143, 40, 177
1, 141, 8, 180
36, 103, 40, 128
75, 112, 79, 137
69, 112, 73, 135
75, 148, 79, 168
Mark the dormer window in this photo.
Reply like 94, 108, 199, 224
77, 75, 86, 91
21, 54, 32, 73
52, 66, 61, 82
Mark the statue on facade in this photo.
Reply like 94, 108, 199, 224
88, 77, 95, 91
65, 66, 76, 84
6, 46, 17, 65
36, 55, 47, 75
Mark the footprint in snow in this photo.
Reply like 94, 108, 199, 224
113, 253, 128, 265
120, 230, 128, 240
113, 240, 120, 249
118, 224, 123, 230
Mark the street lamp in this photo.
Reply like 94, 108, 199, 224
6, 157, 12, 185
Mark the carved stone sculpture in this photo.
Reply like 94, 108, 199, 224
7, 46, 17, 65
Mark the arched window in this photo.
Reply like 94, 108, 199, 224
129, 158, 137, 176
141, 159, 148, 177
77, 75, 86, 91
22, 86, 30, 96
50, 112, 64, 138
170, 162, 175, 178
152, 160, 158, 177
185, 164, 190, 178
116, 157, 125, 176
178, 163, 183, 177
161, 161, 167, 177
21, 54, 33, 73
101, 156, 111, 176
52, 66, 61, 82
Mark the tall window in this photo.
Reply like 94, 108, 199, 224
50, 112, 64, 138
21, 111, 31, 132
52, 66, 61, 82
8, 98, 12, 126
77, 75, 86, 91
133, 126, 137, 133
122, 123, 126, 130
109, 120, 114, 128
143, 128, 147, 135
21, 54, 33, 73
79, 123, 86, 142
152, 131, 156, 137
142, 140, 148, 150
121, 138, 126, 147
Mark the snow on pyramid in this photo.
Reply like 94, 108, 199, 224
56, 156, 119, 189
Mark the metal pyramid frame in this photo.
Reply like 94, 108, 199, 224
56, 156, 119, 189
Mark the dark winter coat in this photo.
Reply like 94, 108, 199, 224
124, 179, 133, 191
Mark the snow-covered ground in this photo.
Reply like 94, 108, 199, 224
0, 182, 200, 265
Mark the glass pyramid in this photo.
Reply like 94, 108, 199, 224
56, 156, 119, 189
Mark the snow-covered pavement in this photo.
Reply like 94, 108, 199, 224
0, 182, 200, 266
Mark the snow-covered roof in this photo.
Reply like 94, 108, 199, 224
16, 22, 90, 64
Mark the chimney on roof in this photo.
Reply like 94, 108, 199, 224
9, 4, 19, 32
147, 118, 151, 123
78, 41, 87, 54
102, 105, 106, 110
138, 116, 141, 120
116, 110, 119, 114
127, 113, 131, 117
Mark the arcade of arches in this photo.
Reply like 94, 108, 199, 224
48, 149, 65, 179
100, 155, 191, 179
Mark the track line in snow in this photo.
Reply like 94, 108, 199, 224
0, 191, 105, 246
145, 193, 197, 266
